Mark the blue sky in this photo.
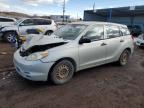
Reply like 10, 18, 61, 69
0, 0, 144, 18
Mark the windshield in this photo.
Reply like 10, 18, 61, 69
54, 24, 87, 40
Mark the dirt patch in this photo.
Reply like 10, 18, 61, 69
141, 61, 144, 68
0, 42, 15, 70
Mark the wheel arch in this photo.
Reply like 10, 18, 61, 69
125, 47, 131, 54
2, 30, 18, 38
44, 30, 54, 35
48, 57, 77, 80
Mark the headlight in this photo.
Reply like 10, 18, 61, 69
26, 51, 48, 61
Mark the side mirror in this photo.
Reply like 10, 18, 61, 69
79, 38, 91, 44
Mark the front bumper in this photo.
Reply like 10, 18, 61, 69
13, 50, 55, 81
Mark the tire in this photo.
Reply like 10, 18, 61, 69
50, 60, 75, 85
45, 31, 53, 36
118, 50, 130, 66
3, 32, 17, 43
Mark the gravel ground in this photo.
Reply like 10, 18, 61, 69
0, 42, 144, 108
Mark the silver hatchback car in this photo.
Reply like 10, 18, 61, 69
13, 22, 134, 85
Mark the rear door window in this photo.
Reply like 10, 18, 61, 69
33, 19, 52, 25
106, 25, 120, 38
33, 19, 42, 25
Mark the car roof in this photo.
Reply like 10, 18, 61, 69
71, 21, 127, 28
20, 18, 53, 21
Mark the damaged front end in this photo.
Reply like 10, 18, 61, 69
20, 42, 67, 57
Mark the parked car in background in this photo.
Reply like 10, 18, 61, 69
136, 33, 144, 47
127, 25, 142, 37
0, 18, 57, 42
0, 16, 16, 27
14, 22, 134, 85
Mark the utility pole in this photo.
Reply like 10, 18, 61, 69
63, 0, 65, 22
77, 13, 78, 21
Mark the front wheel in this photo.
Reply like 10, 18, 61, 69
50, 60, 75, 85
4, 32, 17, 43
118, 50, 130, 66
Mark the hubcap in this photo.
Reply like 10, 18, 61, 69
56, 64, 70, 80
7, 34, 16, 42
47, 32, 52, 36
121, 52, 129, 65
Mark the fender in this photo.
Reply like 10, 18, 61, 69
1, 30, 18, 39
1, 25, 19, 38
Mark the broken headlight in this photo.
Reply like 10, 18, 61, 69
26, 51, 48, 61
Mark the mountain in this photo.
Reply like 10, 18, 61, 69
0, 11, 31, 19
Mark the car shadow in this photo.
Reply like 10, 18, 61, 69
74, 62, 119, 77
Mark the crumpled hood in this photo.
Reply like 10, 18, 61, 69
22, 34, 67, 50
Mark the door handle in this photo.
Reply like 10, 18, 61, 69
101, 43, 107, 46
120, 40, 124, 42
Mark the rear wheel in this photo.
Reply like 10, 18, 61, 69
45, 31, 53, 36
118, 50, 130, 66
50, 60, 75, 85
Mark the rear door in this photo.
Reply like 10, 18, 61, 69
105, 25, 123, 63
34, 19, 52, 34
41, 19, 52, 33
79, 25, 107, 70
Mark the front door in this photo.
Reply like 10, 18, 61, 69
18, 19, 36, 36
79, 25, 106, 70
